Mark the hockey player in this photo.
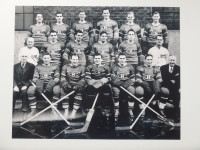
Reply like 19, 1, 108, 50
84, 53, 113, 120
96, 8, 119, 52
60, 54, 85, 119
70, 10, 94, 46
119, 11, 142, 45
148, 35, 169, 67
135, 54, 162, 119
51, 12, 70, 44
27, 13, 50, 51
90, 31, 115, 67
142, 11, 168, 55
13, 51, 35, 112
118, 29, 144, 69
41, 30, 65, 67
19, 37, 39, 66
62, 30, 90, 67
27, 52, 60, 117
160, 55, 180, 122
111, 53, 136, 124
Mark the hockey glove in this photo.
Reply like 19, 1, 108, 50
122, 79, 134, 89
112, 78, 123, 86
100, 78, 109, 85
73, 84, 83, 92
45, 79, 56, 93
62, 82, 72, 92
35, 79, 44, 93
93, 80, 103, 89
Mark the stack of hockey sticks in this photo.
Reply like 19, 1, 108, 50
64, 93, 99, 134
13, 81, 84, 127
115, 86, 174, 132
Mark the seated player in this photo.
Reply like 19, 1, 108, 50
135, 54, 162, 119
62, 30, 90, 67
160, 55, 180, 122
27, 13, 50, 51
51, 11, 70, 44
13, 51, 35, 112
90, 31, 115, 67
27, 52, 60, 118
111, 53, 136, 124
119, 11, 142, 45
142, 11, 168, 55
19, 37, 39, 66
84, 53, 113, 120
40, 30, 65, 67
118, 29, 145, 69
148, 35, 169, 67
60, 54, 85, 119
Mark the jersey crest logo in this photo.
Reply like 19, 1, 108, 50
36, 30, 41, 34
118, 74, 125, 78
144, 75, 151, 80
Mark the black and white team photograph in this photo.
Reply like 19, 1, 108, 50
12, 6, 180, 139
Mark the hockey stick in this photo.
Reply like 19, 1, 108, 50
64, 93, 99, 134
20, 91, 75, 126
30, 81, 84, 126
115, 94, 155, 131
120, 86, 174, 127
20, 126, 47, 139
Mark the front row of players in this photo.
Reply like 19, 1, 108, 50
13, 51, 180, 124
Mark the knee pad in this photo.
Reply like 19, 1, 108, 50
74, 93, 82, 105
27, 86, 36, 97
135, 86, 144, 96
112, 87, 120, 98
127, 86, 135, 95
53, 85, 61, 97
161, 87, 170, 97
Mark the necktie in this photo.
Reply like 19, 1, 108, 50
21, 62, 25, 68
170, 67, 173, 73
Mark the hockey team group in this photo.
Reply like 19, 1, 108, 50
13, 8, 180, 128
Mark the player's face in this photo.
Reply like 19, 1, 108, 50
169, 56, 176, 67
75, 33, 83, 41
50, 32, 58, 42
127, 31, 135, 41
56, 14, 63, 22
127, 14, 134, 22
43, 55, 51, 65
102, 10, 110, 19
79, 12, 86, 19
36, 14, 43, 23
100, 33, 107, 42
152, 14, 160, 22
118, 55, 126, 65
146, 56, 153, 67
27, 38, 34, 48
20, 54, 28, 63
71, 55, 79, 66
156, 36, 163, 46
94, 55, 102, 65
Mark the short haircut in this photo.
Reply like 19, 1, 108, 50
102, 8, 110, 13
153, 11, 160, 16
94, 53, 102, 58
169, 55, 176, 59
99, 31, 108, 36
156, 35, 163, 39
75, 30, 83, 35
42, 52, 51, 57
118, 52, 126, 58
56, 11, 63, 16
79, 10, 87, 15
36, 12, 43, 17
127, 11, 134, 16
127, 29, 135, 34
145, 54, 153, 59
50, 30, 57, 35
69, 54, 79, 59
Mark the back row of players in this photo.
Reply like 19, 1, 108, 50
14, 8, 180, 124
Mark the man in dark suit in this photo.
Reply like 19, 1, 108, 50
13, 51, 35, 112
160, 55, 180, 122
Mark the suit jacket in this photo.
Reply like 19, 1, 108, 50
160, 64, 180, 90
13, 62, 35, 88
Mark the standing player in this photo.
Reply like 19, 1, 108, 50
142, 11, 168, 55
111, 53, 136, 124
119, 11, 142, 45
90, 31, 115, 67
135, 54, 162, 119
70, 10, 94, 46
27, 13, 50, 51
27, 52, 60, 117
13, 51, 35, 112
160, 55, 180, 122
148, 35, 169, 67
96, 8, 119, 52
41, 30, 65, 67
118, 29, 144, 69
84, 53, 113, 120
62, 30, 90, 67
60, 54, 85, 119
19, 37, 39, 66
51, 12, 70, 44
